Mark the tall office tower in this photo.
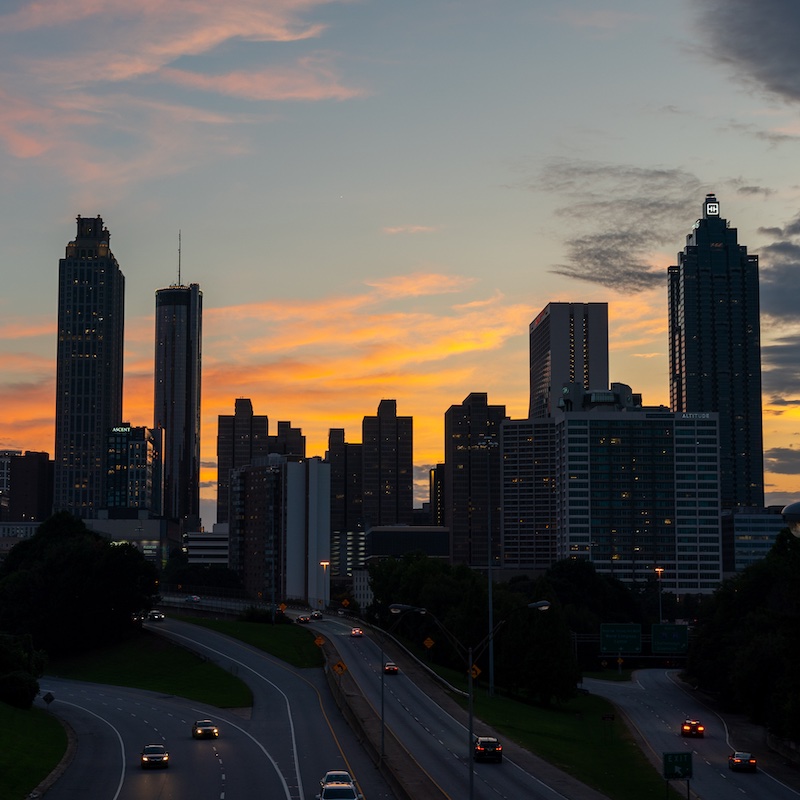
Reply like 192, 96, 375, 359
429, 464, 445, 527
500, 418, 557, 571
105, 424, 164, 515
528, 302, 608, 418
54, 216, 125, 518
668, 194, 764, 509
1, 450, 22, 520
361, 400, 414, 528
552, 383, 722, 593
327, 429, 364, 576
267, 421, 306, 457
228, 455, 330, 608
154, 283, 202, 529
9, 451, 54, 522
216, 398, 269, 524
444, 393, 507, 566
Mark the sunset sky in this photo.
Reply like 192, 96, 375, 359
1, 0, 800, 528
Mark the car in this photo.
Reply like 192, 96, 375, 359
729, 751, 758, 772
319, 770, 354, 788
296, 614, 312, 624
350, 627, 363, 637
185, 594, 201, 603
383, 662, 399, 675
141, 743, 169, 768
473, 735, 503, 762
147, 610, 165, 621
316, 782, 363, 800
311, 610, 323, 620
680, 718, 705, 737
192, 719, 219, 739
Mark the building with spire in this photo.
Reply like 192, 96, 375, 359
154, 282, 202, 530
668, 194, 764, 509
54, 215, 125, 518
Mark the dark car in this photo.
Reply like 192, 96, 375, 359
311, 611, 323, 620
473, 735, 503, 762
383, 662, 399, 675
729, 751, 757, 772
296, 614, 312, 624
350, 627, 363, 637
680, 719, 705, 737
147, 610, 165, 621
192, 719, 219, 739
141, 743, 169, 768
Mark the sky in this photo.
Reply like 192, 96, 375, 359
1, 0, 800, 529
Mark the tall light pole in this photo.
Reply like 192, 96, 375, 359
390, 600, 549, 800
319, 560, 330, 610
478, 434, 499, 696
654, 566, 664, 624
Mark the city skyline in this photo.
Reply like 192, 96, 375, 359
2, 2, 800, 528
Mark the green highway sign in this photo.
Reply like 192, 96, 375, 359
663, 751, 693, 779
651, 624, 689, 654
600, 623, 642, 653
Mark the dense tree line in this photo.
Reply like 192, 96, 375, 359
685, 529, 800, 740
0, 511, 158, 707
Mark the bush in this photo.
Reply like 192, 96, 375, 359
0, 672, 40, 709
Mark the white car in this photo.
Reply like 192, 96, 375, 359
319, 770, 354, 788
317, 783, 362, 800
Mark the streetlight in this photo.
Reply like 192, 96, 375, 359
390, 600, 549, 800
654, 566, 664, 624
478, 435, 500, 696
319, 560, 330, 610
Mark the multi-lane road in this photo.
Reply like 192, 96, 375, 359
584, 670, 800, 800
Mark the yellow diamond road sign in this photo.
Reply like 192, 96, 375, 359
423, 637, 435, 649
471, 664, 481, 679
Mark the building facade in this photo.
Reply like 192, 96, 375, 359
361, 400, 413, 528
216, 398, 269, 524
444, 392, 507, 566
154, 283, 202, 529
327, 429, 364, 577
105, 424, 163, 515
668, 194, 763, 509
529, 302, 608, 419
552, 384, 722, 593
9, 451, 54, 523
500, 418, 557, 572
54, 216, 125, 517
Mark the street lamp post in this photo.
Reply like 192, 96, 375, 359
390, 600, 549, 800
319, 560, 330, 610
654, 566, 664, 624
477, 435, 499, 696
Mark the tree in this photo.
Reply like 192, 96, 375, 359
0, 512, 158, 657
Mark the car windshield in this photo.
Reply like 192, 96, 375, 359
324, 773, 351, 783
144, 746, 165, 754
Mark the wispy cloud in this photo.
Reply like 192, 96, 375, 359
0, 1, 362, 183
382, 225, 438, 235
526, 159, 701, 291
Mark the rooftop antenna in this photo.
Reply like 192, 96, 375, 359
178, 230, 182, 286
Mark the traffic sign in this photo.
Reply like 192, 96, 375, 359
651, 624, 689, 654
600, 623, 642, 653
663, 751, 692, 779
423, 637, 435, 649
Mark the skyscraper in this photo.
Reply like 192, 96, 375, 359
444, 392, 507, 566
528, 302, 609, 418
216, 398, 269, 524
54, 216, 125, 517
668, 194, 764, 509
361, 399, 413, 528
154, 283, 202, 529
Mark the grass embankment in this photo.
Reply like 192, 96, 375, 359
4, 617, 681, 800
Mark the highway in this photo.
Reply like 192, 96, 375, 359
36, 616, 395, 800
583, 669, 800, 800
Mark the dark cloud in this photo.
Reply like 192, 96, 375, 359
200, 460, 217, 469
695, 0, 800, 104
762, 334, 800, 397
764, 447, 800, 475
756, 212, 800, 321
532, 160, 702, 291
